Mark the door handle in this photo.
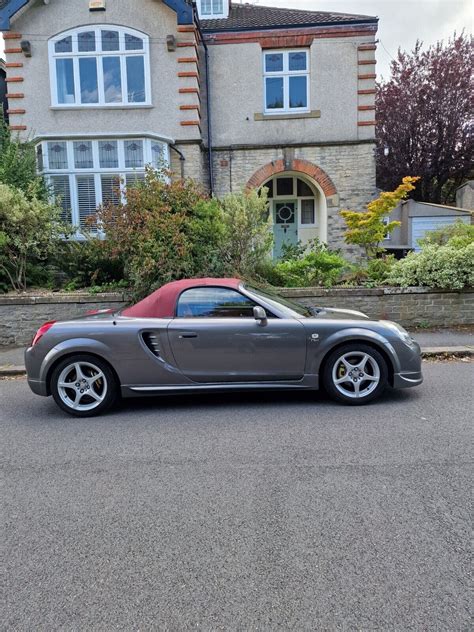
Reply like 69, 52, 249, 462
179, 332, 198, 339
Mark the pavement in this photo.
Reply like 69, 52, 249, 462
1, 328, 472, 375
2, 362, 472, 630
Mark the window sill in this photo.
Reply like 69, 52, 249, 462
50, 104, 153, 111
254, 110, 321, 121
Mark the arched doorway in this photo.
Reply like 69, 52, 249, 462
261, 173, 328, 259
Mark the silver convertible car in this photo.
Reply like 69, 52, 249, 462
25, 278, 423, 417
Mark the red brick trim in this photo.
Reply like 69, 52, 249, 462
261, 34, 314, 49
358, 59, 376, 65
358, 120, 376, 126
358, 43, 377, 51
4, 48, 23, 54
178, 26, 196, 33
178, 71, 199, 78
177, 41, 197, 49
180, 104, 200, 111
358, 73, 376, 80
2, 32, 22, 40
6, 77, 24, 83
9, 125, 27, 131
358, 89, 376, 95
247, 158, 337, 197
358, 105, 376, 111
5, 93, 24, 99
205, 26, 377, 46
179, 87, 199, 94
7, 108, 26, 114
5, 62, 23, 68
178, 57, 198, 63
180, 120, 200, 126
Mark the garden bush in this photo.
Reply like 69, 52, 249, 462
267, 240, 348, 288
93, 169, 226, 299
0, 183, 66, 292
387, 242, 474, 289
219, 188, 273, 276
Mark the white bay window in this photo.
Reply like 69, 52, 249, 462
38, 138, 169, 230
49, 26, 151, 107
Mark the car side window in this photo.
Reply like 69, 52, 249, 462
177, 287, 258, 318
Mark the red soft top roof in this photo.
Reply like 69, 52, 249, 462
121, 278, 242, 318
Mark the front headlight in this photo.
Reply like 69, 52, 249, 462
383, 321, 415, 346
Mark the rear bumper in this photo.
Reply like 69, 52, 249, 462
393, 371, 423, 389
27, 377, 49, 397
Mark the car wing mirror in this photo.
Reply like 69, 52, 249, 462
253, 306, 268, 324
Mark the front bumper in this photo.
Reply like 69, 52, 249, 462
393, 371, 423, 389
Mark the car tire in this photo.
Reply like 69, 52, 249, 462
322, 343, 388, 405
50, 354, 118, 417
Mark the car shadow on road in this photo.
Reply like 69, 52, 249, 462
115, 385, 417, 416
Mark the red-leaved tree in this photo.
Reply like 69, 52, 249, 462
376, 33, 473, 204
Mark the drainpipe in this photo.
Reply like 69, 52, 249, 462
194, 8, 214, 196
170, 144, 186, 180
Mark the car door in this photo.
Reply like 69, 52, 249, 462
167, 287, 307, 383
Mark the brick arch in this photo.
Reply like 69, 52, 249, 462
246, 158, 337, 197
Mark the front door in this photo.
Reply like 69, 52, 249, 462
167, 286, 307, 383
273, 201, 298, 259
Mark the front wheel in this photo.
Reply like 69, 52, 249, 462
322, 344, 388, 405
50, 354, 118, 417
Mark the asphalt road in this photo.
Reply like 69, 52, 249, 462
2, 362, 473, 631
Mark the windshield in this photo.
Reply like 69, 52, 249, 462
244, 284, 313, 318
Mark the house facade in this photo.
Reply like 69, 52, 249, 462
1, 0, 378, 257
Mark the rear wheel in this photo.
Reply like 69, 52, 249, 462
323, 344, 388, 405
50, 354, 118, 417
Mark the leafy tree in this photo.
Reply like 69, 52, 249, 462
341, 177, 419, 258
376, 33, 473, 204
0, 121, 46, 199
220, 188, 273, 276
0, 183, 64, 291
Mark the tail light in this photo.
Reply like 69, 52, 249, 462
31, 321, 56, 346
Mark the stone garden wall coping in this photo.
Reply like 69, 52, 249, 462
1, 287, 472, 346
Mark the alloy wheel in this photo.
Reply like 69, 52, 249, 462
331, 351, 380, 399
57, 361, 108, 412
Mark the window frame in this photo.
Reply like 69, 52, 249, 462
263, 49, 310, 115
175, 286, 261, 319
48, 25, 151, 108
264, 175, 318, 229
197, 0, 227, 18
40, 137, 169, 233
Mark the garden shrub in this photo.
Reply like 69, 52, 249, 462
387, 242, 474, 289
0, 183, 66, 292
219, 188, 273, 277
94, 169, 226, 299
271, 241, 348, 288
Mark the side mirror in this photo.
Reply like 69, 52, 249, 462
253, 306, 267, 324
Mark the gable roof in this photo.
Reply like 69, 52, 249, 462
200, 2, 377, 32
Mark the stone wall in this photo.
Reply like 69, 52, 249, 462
0, 294, 128, 347
281, 287, 474, 327
211, 141, 377, 255
1, 288, 472, 347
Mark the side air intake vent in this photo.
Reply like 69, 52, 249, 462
142, 332, 160, 357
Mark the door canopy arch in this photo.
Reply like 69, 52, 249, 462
247, 158, 337, 198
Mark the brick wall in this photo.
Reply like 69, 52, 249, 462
1, 288, 472, 347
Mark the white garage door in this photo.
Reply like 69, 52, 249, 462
411, 216, 470, 251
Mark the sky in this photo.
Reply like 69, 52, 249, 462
1, 0, 472, 79
257, 0, 473, 79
